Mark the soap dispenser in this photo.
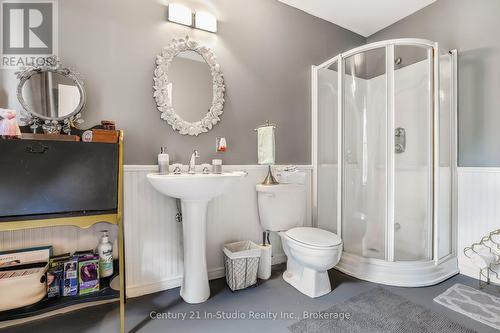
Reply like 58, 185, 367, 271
96, 230, 114, 278
158, 147, 169, 174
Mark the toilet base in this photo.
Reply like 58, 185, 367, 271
282, 263, 332, 298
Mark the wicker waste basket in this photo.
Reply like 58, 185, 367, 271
223, 241, 261, 291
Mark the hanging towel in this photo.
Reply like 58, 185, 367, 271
257, 126, 275, 165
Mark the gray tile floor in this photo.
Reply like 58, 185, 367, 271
2, 265, 499, 333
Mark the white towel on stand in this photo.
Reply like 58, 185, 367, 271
257, 126, 275, 165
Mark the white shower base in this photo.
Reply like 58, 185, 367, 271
335, 252, 459, 287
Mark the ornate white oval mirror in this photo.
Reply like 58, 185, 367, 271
153, 37, 225, 136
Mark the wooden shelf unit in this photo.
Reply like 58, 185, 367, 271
0, 130, 126, 333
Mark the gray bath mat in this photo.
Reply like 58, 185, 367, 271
434, 283, 500, 330
289, 287, 476, 333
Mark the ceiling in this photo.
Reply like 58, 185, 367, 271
277, 0, 437, 37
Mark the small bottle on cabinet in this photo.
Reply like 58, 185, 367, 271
96, 230, 114, 278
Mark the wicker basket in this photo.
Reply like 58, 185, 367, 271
223, 241, 261, 291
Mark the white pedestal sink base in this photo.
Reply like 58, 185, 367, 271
146, 171, 246, 303
179, 200, 210, 304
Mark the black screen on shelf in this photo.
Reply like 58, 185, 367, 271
0, 140, 119, 221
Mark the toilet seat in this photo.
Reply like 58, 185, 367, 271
285, 227, 342, 249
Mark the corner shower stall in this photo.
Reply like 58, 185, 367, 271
312, 39, 458, 286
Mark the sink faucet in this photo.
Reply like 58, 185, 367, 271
188, 150, 200, 174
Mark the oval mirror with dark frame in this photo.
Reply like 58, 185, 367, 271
16, 57, 86, 135
153, 36, 225, 136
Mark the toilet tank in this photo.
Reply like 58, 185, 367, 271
256, 171, 306, 231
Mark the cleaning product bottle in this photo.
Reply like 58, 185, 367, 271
96, 230, 114, 278
158, 146, 170, 175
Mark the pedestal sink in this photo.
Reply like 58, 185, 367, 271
147, 171, 246, 303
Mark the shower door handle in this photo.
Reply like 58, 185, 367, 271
395, 127, 406, 154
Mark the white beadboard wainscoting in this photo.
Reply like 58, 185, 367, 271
123, 165, 312, 297
2, 166, 498, 297
457, 167, 500, 284
0, 223, 119, 258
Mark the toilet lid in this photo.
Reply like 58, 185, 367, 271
286, 227, 342, 248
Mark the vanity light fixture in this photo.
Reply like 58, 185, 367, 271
167, 3, 217, 33
195, 11, 217, 33
167, 3, 192, 26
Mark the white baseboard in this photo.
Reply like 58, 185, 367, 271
127, 276, 182, 298
126, 255, 288, 298
127, 267, 226, 298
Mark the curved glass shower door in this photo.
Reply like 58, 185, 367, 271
340, 44, 435, 262
342, 47, 387, 260
313, 39, 457, 287
393, 45, 433, 261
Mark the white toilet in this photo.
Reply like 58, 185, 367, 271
256, 172, 343, 298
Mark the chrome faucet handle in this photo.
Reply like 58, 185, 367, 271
172, 164, 182, 174
201, 164, 211, 174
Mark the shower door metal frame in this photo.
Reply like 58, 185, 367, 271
436, 48, 459, 265
311, 54, 341, 229
312, 39, 455, 265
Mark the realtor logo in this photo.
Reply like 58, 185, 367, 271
1, 0, 57, 68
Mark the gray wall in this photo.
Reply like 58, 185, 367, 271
0, 0, 364, 165
1, 0, 498, 167
368, 0, 500, 167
